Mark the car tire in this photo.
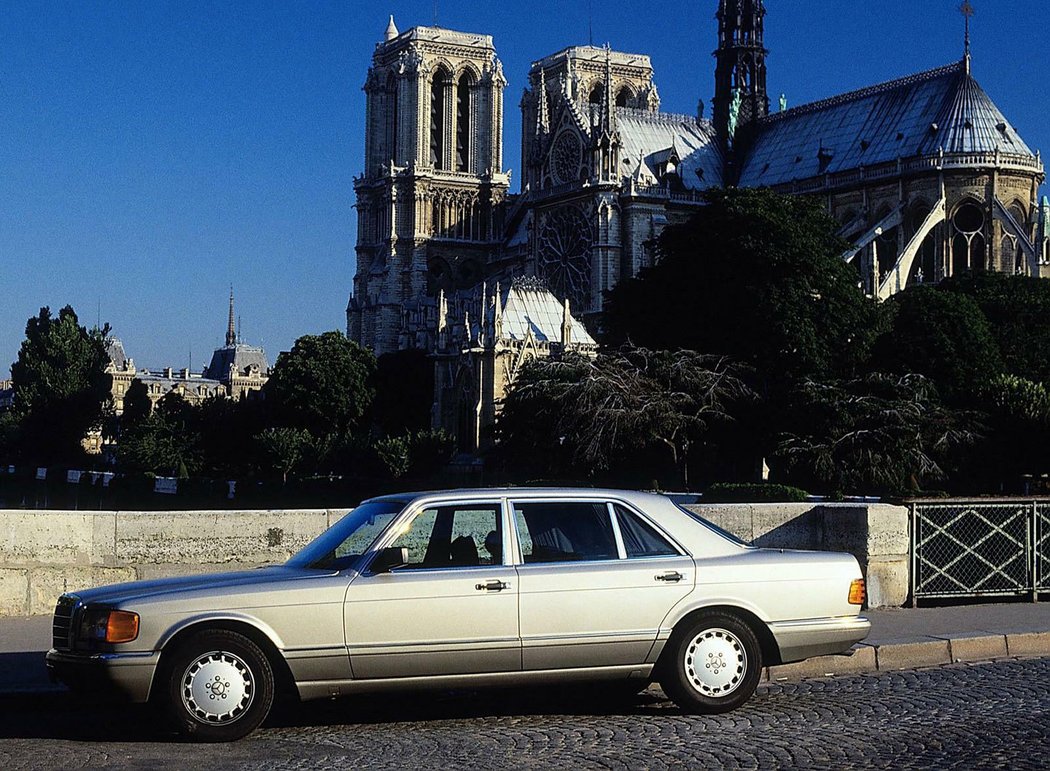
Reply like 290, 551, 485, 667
163, 629, 275, 742
660, 612, 762, 714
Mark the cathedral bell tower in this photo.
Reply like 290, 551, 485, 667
712, 0, 768, 148
348, 20, 509, 355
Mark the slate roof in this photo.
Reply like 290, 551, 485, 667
739, 59, 1035, 188
106, 338, 129, 370
616, 108, 724, 189
204, 344, 269, 380
498, 279, 596, 346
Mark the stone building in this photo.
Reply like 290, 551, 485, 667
348, 1, 1047, 450
106, 291, 270, 416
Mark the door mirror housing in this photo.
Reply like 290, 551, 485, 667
370, 546, 409, 574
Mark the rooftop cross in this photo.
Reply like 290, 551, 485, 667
960, 1, 975, 64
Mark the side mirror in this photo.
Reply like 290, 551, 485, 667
370, 546, 409, 574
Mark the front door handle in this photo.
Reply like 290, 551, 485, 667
476, 580, 509, 592
655, 571, 684, 583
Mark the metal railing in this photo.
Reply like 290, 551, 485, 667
911, 500, 1050, 604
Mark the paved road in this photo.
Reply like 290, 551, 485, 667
1, 658, 1048, 770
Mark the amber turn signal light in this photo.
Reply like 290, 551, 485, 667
848, 579, 866, 606
105, 611, 140, 643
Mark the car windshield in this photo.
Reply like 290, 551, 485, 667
286, 500, 407, 571
672, 502, 752, 547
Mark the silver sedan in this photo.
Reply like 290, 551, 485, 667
47, 488, 870, 741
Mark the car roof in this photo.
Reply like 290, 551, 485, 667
365, 487, 668, 507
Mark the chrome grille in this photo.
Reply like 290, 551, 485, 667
52, 595, 78, 650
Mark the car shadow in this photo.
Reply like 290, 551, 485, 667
266, 683, 675, 730
0, 674, 673, 742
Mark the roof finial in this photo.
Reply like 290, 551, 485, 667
226, 287, 236, 347
384, 15, 399, 41
960, 1, 974, 73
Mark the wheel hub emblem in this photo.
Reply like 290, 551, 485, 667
206, 675, 231, 700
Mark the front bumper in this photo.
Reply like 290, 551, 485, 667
768, 616, 871, 664
46, 649, 160, 703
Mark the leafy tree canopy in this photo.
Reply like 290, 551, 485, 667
604, 188, 880, 385
776, 373, 979, 496
10, 305, 112, 463
870, 286, 1003, 403
941, 273, 1050, 384
264, 332, 376, 438
371, 349, 434, 435
495, 348, 753, 488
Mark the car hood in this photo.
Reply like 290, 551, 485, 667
68, 566, 341, 607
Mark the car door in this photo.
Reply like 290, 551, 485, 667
343, 499, 519, 679
512, 498, 695, 670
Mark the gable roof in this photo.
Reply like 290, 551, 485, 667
617, 108, 725, 189
498, 278, 596, 346
739, 59, 1035, 188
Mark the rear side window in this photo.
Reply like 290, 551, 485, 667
614, 505, 679, 558
513, 501, 618, 563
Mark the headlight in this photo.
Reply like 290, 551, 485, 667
79, 609, 140, 644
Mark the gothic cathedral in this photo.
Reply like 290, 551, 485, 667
348, 1, 1047, 452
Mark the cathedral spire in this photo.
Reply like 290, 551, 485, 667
226, 288, 236, 347
960, 1, 974, 74
537, 68, 549, 134
713, 0, 769, 147
600, 45, 616, 136
384, 15, 399, 42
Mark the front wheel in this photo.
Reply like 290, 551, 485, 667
163, 629, 275, 742
659, 612, 762, 714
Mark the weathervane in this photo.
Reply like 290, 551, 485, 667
960, 1, 974, 59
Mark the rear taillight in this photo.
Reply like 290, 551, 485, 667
848, 578, 866, 605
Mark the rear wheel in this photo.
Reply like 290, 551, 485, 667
164, 629, 275, 742
660, 612, 761, 714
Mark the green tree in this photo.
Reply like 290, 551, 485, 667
264, 332, 376, 438
116, 393, 201, 476
942, 273, 1050, 384
10, 305, 113, 463
870, 286, 1003, 403
254, 427, 312, 484
120, 379, 152, 428
604, 188, 880, 385
776, 373, 979, 495
495, 348, 752, 488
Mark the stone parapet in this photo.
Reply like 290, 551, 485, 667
685, 502, 910, 609
0, 509, 347, 616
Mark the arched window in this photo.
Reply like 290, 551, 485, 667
386, 72, 399, 165
588, 83, 603, 104
951, 201, 985, 274
456, 73, 473, 172
615, 87, 630, 108
1000, 234, 1018, 273
430, 68, 450, 169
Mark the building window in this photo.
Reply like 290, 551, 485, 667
456, 73, 472, 172
430, 71, 448, 169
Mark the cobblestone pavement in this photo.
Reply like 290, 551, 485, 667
1, 658, 1048, 770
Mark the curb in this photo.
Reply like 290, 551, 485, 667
766, 631, 1050, 682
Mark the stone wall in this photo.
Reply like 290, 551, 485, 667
684, 502, 910, 609
0, 509, 347, 616
0, 502, 910, 616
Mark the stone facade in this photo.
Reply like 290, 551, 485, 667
348, 2, 1047, 445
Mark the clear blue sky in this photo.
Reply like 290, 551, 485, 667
2, 1, 1047, 373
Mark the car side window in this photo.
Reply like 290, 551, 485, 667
388, 503, 502, 569
614, 504, 679, 558
513, 501, 618, 563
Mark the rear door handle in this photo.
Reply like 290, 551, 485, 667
476, 580, 509, 592
655, 571, 684, 583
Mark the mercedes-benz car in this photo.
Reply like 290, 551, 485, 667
47, 488, 870, 741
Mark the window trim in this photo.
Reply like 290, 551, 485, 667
507, 497, 626, 566
363, 498, 507, 574
611, 500, 688, 558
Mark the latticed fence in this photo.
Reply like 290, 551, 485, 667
911, 501, 1050, 603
